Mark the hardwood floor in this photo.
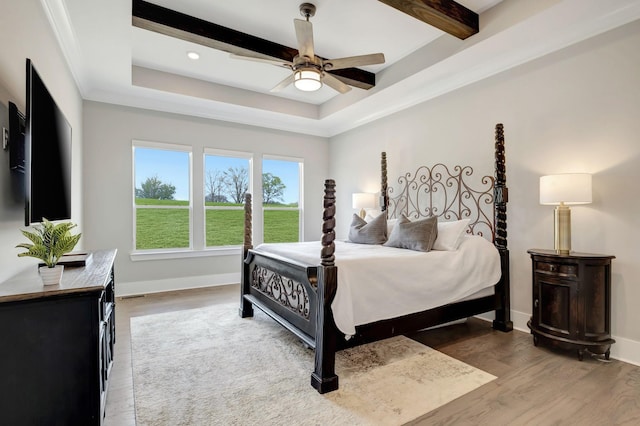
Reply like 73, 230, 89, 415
104, 285, 640, 425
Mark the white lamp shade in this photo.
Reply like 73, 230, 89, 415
294, 69, 322, 91
540, 173, 592, 205
352, 193, 376, 210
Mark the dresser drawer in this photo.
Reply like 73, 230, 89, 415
535, 261, 577, 277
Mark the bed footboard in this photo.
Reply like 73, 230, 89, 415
240, 181, 341, 394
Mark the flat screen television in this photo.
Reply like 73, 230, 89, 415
25, 58, 72, 226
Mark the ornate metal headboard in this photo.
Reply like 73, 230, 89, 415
380, 123, 507, 245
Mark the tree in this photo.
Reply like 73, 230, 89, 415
262, 172, 286, 204
136, 175, 176, 200
224, 166, 249, 203
205, 170, 228, 203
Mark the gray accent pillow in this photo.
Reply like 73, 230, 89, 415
383, 215, 438, 252
348, 213, 387, 244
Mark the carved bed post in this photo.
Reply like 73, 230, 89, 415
239, 192, 254, 318
381, 152, 389, 213
492, 123, 513, 331
311, 179, 339, 394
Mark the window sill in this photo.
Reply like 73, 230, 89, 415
130, 247, 241, 261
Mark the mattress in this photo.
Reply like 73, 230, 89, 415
254, 235, 501, 335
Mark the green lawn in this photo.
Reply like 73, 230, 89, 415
136, 208, 190, 249
135, 200, 299, 249
263, 210, 299, 243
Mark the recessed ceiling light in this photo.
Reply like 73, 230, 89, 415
187, 51, 200, 60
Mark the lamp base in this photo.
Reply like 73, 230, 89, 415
359, 208, 366, 219
554, 204, 571, 254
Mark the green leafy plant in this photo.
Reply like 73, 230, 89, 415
16, 219, 82, 268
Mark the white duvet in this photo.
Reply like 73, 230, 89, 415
254, 236, 501, 336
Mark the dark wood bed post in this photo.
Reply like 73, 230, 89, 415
492, 123, 513, 332
310, 179, 339, 394
381, 152, 389, 212
239, 193, 254, 318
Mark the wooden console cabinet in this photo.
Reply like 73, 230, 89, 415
0, 249, 116, 425
527, 249, 615, 360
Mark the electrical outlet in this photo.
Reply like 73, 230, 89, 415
2, 127, 8, 150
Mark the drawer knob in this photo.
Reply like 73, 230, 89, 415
534, 299, 539, 308
549, 265, 557, 272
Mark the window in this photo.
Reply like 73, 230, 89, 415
204, 150, 252, 247
132, 143, 302, 257
262, 156, 302, 243
133, 142, 191, 251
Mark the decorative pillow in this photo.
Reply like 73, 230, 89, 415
348, 212, 387, 244
365, 211, 397, 237
386, 218, 398, 237
383, 215, 438, 252
433, 219, 470, 251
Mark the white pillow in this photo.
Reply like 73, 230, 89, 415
432, 219, 470, 251
364, 207, 381, 218
364, 211, 380, 223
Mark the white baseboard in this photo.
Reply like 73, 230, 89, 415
116, 273, 240, 298
478, 309, 640, 367
608, 335, 640, 367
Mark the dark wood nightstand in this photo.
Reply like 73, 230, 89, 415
527, 249, 615, 360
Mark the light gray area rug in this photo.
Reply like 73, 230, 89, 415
130, 303, 495, 426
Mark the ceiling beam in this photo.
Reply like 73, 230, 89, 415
377, 0, 478, 39
131, 0, 376, 90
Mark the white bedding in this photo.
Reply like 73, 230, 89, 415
254, 236, 501, 336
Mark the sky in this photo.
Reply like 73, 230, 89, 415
134, 148, 300, 203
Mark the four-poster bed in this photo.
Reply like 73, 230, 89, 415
239, 123, 512, 393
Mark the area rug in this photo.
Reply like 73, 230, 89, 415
130, 303, 495, 425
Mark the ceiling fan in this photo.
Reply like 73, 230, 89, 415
231, 3, 385, 94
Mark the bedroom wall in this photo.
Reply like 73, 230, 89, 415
0, 0, 84, 283
82, 101, 329, 295
329, 20, 640, 364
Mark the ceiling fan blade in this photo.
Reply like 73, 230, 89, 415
229, 53, 292, 69
322, 73, 351, 94
294, 19, 314, 59
270, 74, 296, 92
323, 53, 385, 71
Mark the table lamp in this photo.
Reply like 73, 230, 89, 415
540, 173, 592, 254
352, 193, 375, 219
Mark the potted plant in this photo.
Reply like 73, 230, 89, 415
16, 218, 82, 285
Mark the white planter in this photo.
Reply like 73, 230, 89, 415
39, 265, 64, 286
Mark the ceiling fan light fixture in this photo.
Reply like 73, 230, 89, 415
293, 68, 322, 91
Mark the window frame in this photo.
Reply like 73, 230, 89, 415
131, 140, 193, 256
203, 148, 253, 249
129, 144, 305, 261
262, 154, 304, 243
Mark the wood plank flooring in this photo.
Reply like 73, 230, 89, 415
104, 285, 640, 425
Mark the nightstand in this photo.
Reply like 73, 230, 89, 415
527, 249, 615, 360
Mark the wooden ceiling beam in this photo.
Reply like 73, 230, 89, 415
131, 0, 375, 90
377, 0, 478, 39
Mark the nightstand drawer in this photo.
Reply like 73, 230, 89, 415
535, 261, 577, 277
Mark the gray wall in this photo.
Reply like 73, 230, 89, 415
0, 0, 83, 282
329, 20, 640, 362
82, 101, 329, 294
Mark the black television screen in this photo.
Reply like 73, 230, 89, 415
25, 58, 72, 225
